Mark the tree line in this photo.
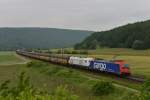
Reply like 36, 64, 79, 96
75, 20, 150, 50
0, 28, 92, 50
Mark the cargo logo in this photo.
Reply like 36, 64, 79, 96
94, 63, 106, 71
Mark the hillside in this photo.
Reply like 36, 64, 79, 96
0, 28, 92, 50
75, 20, 150, 50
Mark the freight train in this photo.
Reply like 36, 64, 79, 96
16, 50, 131, 76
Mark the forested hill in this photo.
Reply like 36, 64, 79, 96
75, 20, 150, 50
0, 28, 93, 50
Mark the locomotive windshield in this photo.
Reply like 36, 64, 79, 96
124, 64, 129, 68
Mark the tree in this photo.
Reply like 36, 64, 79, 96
0, 72, 79, 100
132, 40, 145, 50
92, 81, 114, 96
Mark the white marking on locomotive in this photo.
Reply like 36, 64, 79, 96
94, 63, 107, 71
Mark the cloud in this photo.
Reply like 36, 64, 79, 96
0, 0, 150, 31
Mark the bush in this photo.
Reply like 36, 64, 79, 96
0, 72, 79, 100
64, 50, 72, 54
72, 50, 79, 54
47, 67, 61, 76
57, 50, 62, 54
71, 50, 88, 54
51, 85, 78, 100
54, 69, 87, 84
0, 72, 38, 99
92, 81, 114, 96
45, 50, 53, 54
80, 50, 88, 54
120, 78, 150, 100
140, 78, 150, 100
26, 61, 48, 68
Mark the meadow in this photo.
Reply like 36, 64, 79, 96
0, 61, 138, 100
36, 48, 150, 88
0, 51, 140, 100
0, 51, 29, 65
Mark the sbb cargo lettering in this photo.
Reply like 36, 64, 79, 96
94, 63, 106, 71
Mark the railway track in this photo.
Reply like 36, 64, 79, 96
16, 51, 145, 83
126, 76, 145, 83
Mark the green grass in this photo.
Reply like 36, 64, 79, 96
25, 61, 142, 100
88, 48, 150, 56
0, 60, 138, 100
50, 48, 150, 56
0, 51, 28, 65
0, 51, 146, 99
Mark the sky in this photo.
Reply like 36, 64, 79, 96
0, 0, 150, 31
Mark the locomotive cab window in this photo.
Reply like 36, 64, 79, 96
124, 64, 129, 68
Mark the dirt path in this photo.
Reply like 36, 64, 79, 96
113, 83, 139, 93
13, 53, 30, 63
0, 62, 29, 66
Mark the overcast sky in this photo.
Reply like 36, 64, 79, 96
0, 0, 150, 31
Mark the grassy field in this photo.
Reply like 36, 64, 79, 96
0, 50, 149, 99
0, 61, 137, 100
0, 51, 140, 100
51, 48, 150, 56
88, 48, 150, 56
0, 51, 29, 65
